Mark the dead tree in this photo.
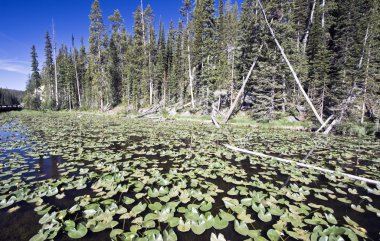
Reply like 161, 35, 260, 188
223, 45, 263, 123
257, 0, 324, 125
224, 144, 380, 186
72, 36, 81, 107
302, 0, 317, 53
52, 20, 59, 108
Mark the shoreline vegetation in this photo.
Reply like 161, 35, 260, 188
28, 106, 378, 138
19, 0, 379, 137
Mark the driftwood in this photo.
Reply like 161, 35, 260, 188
323, 119, 337, 135
183, 102, 192, 108
257, 0, 324, 126
211, 115, 221, 128
101, 103, 111, 112
224, 44, 263, 123
316, 115, 334, 133
212, 104, 227, 118
223, 144, 380, 186
211, 104, 221, 128
136, 105, 161, 118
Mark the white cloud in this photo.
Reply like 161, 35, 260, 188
0, 59, 30, 75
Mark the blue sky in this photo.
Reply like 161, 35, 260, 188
0, 0, 184, 91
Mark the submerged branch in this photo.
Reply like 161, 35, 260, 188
223, 143, 380, 186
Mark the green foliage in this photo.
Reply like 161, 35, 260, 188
29, 0, 380, 130
335, 122, 369, 137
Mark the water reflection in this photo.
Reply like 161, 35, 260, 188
38, 155, 61, 179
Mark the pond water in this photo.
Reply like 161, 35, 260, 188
0, 111, 379, 241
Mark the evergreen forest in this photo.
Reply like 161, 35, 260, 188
24, 0, 380, 132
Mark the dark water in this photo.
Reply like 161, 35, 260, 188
0, 118, 379, 241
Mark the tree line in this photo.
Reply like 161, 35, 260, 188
24, 0, 380, 125
0, 88, 23, 106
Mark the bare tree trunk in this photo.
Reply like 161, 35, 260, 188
319, 0, 326, 120
52, 20, 59, 109
358, 26, 369, 69
72, 38, 81, 108
321, 0, 326, 28
185, 12, 195, 109
361, 47, 370, 124
187, 44, 195, 109
320, 78, 326, 118
323, 119, 337, 134
230, 49, 235, 108
148, 27, 153, 105
163, 74, 167, 108
224, 44, 263, 123
223, 144, 380, 186
316, 115, 333, 133
100, 91, 104, 110
282, 75, 286, 113
296, 21, 301, 50
140, 0, 146, 49
257, 0, 324, 125
98, 44, 103, 110
270, 76, 275, 116
217, 95, 221, 110
68, 88, 72, 111
302, 0, 316, 53
150, 80, 153, 106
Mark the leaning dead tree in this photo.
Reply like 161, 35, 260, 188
223, 44, 263, 123
257, 0, 324, 126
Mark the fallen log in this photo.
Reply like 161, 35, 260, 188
136, 105, 161, 118
323, 119, 337, 135
223, 143, 380, 186
316, 115, 334, 133
212, 104, 227, 118
211, 115, 221, 128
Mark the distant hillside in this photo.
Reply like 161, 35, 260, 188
0, 88, 24, 106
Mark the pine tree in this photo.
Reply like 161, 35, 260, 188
42, 32, 55, 108
215, 0, 229, 96
109, 37, 122, 106
57, 45, 76, 109
224, 0, 239, 107
88, 0, 107, 109
180, 0, 196, 108
173, 21, 185, 104
236, 0, 260, 101
31, 45, 41, 89
167, 21, 176, 103
193, 0, 217, 107
307, 4, 331, 118
25, 45, 42, 109
144, 5, 156, 105
109, 9, 125, 107
77, 38, 87, 107
366, 0, 380, 121
155, 18, 167, 104
130, 7, 145, 109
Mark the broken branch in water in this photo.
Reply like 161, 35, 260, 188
223, 143, 380, 186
